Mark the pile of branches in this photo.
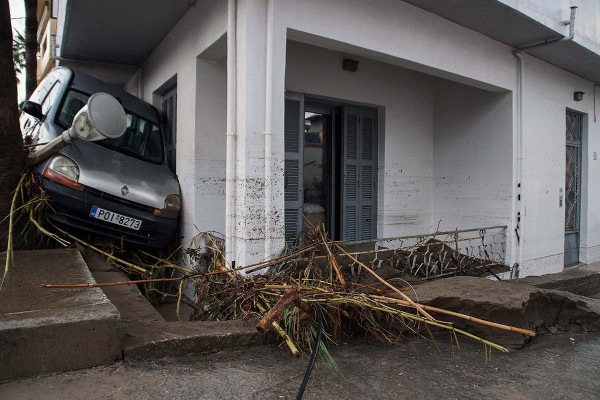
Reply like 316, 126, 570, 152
185, 227, 534, 369
5, 172, 535, 370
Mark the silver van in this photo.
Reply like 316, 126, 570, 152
21, 67, 180, 248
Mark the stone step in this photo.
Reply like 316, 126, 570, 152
0, 249, 122, 382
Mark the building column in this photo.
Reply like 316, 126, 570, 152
231, 0, 286, 268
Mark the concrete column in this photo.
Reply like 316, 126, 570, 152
232, 0, 286, 267
173, 61, 199, 243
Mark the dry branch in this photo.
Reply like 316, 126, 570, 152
370, 294, 536, 337
332, 242, 436, 322
256, 290, 300, 333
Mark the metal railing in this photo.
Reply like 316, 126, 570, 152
337, 225, 508, 280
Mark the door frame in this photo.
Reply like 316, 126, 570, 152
303, 95, 378, 241
565, 110, 583, 266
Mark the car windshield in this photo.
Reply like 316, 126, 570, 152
57, 90, 164, 164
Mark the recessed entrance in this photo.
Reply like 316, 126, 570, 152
284, 95, 377, 243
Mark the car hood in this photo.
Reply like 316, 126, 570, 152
60, 140, 180, 210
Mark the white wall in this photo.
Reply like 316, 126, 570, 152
277, 0, 600, 275
286, 40, 435, 237
519, 54, 600, 275
124, 0, 228, 245
126, 0, 600, 276
279, 0, 516, 92
286, 41, 514, 244
432, 80, 513, 232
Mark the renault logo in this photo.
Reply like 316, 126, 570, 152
121, 186, 129, 196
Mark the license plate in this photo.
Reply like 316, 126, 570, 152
89, 206, 142, 231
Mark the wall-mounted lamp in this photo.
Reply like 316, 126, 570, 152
574, 91, 585, 101
343, 59, 359, 72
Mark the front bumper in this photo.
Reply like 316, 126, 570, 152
42, 178, 178, 248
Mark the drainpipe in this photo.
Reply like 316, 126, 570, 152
512, 52, 525, 271
226, 0, 237, 266
264, 0, 274, 260
513, 6, 577, 55
510, 6, 577, 273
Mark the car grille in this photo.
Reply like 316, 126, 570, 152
85, 187, 156, 213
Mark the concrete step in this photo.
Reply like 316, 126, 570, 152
81, 249, 271, 361
0, 249, 122, 382
518, 261, 600, 296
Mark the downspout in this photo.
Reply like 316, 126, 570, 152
264, 0, 274, 259
226, 0, 237, 266
512, 52, 525, 272
510, 6, 577, 273
514, 6, 577, 55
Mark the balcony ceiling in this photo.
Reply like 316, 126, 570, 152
403, 0, 600, 84
60, 0, 191, 66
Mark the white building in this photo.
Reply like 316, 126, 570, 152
54, 0, 600, 277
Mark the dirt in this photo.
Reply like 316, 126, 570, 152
408, 276, 600, 348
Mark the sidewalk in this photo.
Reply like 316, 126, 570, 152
0, 249, 122, 381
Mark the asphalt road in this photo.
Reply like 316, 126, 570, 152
1, 333, 599, 399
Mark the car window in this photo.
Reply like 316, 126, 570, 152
57, 90, 165, 164
57, 90, 89, 128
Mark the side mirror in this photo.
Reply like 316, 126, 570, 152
22, 101, 45, 121
29, 92, 127, 166
64, 92, 128, 142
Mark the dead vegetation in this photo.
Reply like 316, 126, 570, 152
4, 171, 535, 371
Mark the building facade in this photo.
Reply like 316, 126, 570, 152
54, 0, 600, 277
36, 0, 58, 83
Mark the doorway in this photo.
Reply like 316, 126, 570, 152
162, 86, 177, 172
284, 94, 377, 243
564, 111, 582, 266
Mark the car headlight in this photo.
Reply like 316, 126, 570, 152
43, 155, 84, 191
153, 194, 180, 219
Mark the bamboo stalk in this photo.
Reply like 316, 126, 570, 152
332, 242, 436, 322
41, 244, 320, 288
334, 296, 508, 352
2, 173, 27, 287
256, 300, 300, 357
138, 250, 194, 273
41, 276, 190, 288
176, 280, 184, 320
320, 230, 345, 285
50, 223, 148, 273
369, 294, 536, 337
29, 209, 70, 247
256, 290, 300, 333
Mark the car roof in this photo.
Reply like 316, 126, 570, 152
61, 67, 160, 125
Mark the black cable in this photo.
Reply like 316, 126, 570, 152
296, 306, 323, 400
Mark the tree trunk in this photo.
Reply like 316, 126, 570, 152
24, 0, 37, 99
0, 0, 25, 248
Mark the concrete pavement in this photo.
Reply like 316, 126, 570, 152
0, 333, 598, 399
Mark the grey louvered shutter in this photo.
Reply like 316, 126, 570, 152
342, 107, 360, 240
342, 107, 377, 240
359, 110, 377, 239
284, 96, 304, 244
162, 87, 177, 172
